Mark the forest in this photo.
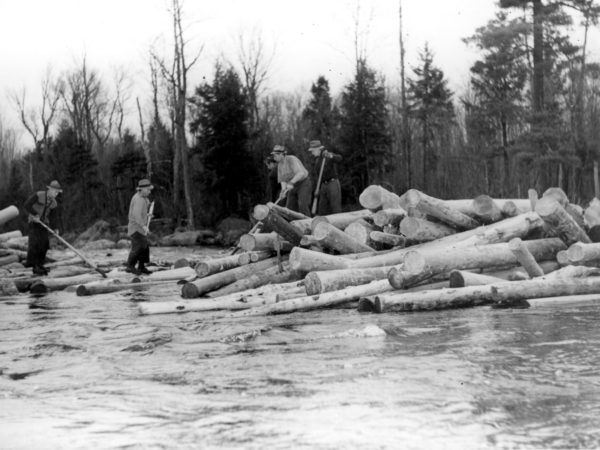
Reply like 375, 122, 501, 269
1, 0, 600, 235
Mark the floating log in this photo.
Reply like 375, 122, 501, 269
0, 254, 19, 267
140, 281, 305, 315
76, 279, 180, 296
508, 237, 544, 278
237, 250, 272, 265
29, 273, 102, 294
535, 196, 591, 245
399, 217, 456, 242
401, 189, 480, 230
388, 264, 434, 289
0, 205, 19, 226
372, 208, 407, 227
205, 262, 299, 297
233, 279, 393, 316
374, 277, 600, 313
402, 238, 566, 277
369, 231, 406, 248
253, 204, 304, 246
359, 185, 402, 211
266, 202, 309, 221
144, 266, 197, 282
524, 294, 600, 308
304, 266, 390, 295
239, 232, 293, 252
0, 230, 23, 243
195, 254, 246, 277
313, 221, 374, 254
448, 270, 507, 288
566, 242, 600, 264
472, 195, 503, 224
181, 257, 280, 298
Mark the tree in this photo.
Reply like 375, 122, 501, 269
189, 64, 257, 219
408, 44, 455, 193
302, 76, 339, 144
339, 59, 391, 198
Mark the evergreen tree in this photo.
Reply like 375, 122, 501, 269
408, 45, 455, 193
189, 63, 257, 219
339, 59, 391, 199
302, 76, 339, 144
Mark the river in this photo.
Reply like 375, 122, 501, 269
1, 247, 600, 449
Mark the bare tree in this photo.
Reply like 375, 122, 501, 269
8, 66, 62, 154
151, 0, 201, 229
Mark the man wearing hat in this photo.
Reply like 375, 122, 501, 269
271, 144, 312, 216
23, 180, 63, 275
125, 178, 154, 275
307, 140, 343, 215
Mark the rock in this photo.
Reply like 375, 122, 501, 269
216, 217, 252, 246
74, 219, 119, 247
116, 239, 131, 249
158, 230, 206, 246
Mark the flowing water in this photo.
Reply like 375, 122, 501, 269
1, 248, 600, 449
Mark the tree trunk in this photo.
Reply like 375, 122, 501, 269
313, 221, 374, 254
399, 216, 456, 242
535, 197, 591, 245
205, 263, 300, 297
239, 232, 293, 252
472, 195, 503, 224
508, 237, 544, 278
448, 270, 506, 288
304, 266, 391, 295
369, 231, 406, 248
253, 204, 304, 246
359, 185, 402, 211
401, 189, 480, 230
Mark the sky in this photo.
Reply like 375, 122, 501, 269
0, 0, 596, 147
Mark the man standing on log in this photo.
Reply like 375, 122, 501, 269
308, 140, 342, 215
271, 144, 312, 216
23, 180, 63, 276
125, 179, 153, 275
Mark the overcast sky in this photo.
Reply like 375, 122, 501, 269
0, 0, 596, 144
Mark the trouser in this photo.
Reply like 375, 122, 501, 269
317, 179, 342, 216
127, 232, 150, 267
286, 177, 312, 217
26, 222, 49, 268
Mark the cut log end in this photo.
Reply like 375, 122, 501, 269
29, 281, 48, 295
253, 204, 271, 221
304, 272, 322, 296
76, 285, 90, 296
448, 271, 465, 288
173, 258, 190, 269
181, 282, 200, 299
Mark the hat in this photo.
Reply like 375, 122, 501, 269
271, 144, 286, 154
308, 140, 324, 150
137, 179, 154, 189
47, 180, 62, 192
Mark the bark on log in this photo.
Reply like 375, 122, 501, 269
77, 280, 180, 296
195, 254, 245, 277
482, 260, 559, 281
399, 217, 456, 242
304, 266, 391, 295
143, 266, 197, 282
472, 195, 503, 224
369, 231, 406, 248
140, 281, 305, 315
239, 232, 293, 253
237, 250, 272, 265
205, 262, 300, 297
374, 277, 600, 312
29, 274, 102, 294
448, 270, 507, 288
0, 230, 22, 243
232, 279, 393, 316
181, 257, 280, 298
253, 204, 304, 246
372, 208, 407, 227
535, 196, 591, 245
508, 237, 544, 277
0, 254, 19, 266
266, 202, 310, 221
0, 205, 19, 226
402, 238, 566, 277
359, 185, 402, 211
401, 189, 480, 230
566, 242, 600, 264
313, 221, 374, 254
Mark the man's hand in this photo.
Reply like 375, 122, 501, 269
323, 150, 333, 159
29, 214, 40, 223
55, 229, 60, 236
143, 225, 150, 235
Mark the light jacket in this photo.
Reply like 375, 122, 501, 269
128, 192, 150, 236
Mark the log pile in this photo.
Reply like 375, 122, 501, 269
6, 186, 600, 319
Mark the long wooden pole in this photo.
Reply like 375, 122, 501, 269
311, 156, 327, 216
33, 219, 107, 278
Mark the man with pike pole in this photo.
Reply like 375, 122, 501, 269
125, 179, 154, 275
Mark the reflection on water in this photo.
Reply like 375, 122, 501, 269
1, 249, 600, 449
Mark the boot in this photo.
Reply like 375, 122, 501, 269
124, 264, 141, 275
137, 262, 151, 275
